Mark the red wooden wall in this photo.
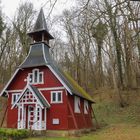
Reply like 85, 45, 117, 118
67, 94, 93, 130
6, 66, 93, 130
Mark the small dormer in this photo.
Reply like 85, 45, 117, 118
28, 8, 54, 45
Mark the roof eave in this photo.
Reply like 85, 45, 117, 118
27, 30, 54, 39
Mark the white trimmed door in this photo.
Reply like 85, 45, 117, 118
18, 104, 26, 129
28, 105, 35, 129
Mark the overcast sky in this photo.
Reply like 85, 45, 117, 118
1, 0, 76, 18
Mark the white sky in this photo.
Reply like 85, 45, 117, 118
1, 0, 76, 18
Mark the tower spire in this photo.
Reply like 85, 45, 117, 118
28, 8, 54, 44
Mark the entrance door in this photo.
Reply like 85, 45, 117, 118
18, 104, 26, 129
28, 105, 35, 129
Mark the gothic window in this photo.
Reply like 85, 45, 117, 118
51, 91, 63, 103
74, 96, 81, 113
28, 69, 44, 84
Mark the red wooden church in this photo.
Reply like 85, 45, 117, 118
0, 9, 94, 131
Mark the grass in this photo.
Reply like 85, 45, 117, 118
24, 89, 140, 140
25, 124, 140, 140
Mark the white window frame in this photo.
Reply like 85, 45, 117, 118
52, 118, 60, 125
84, 100, 89, 114
12, 93, 20, 104
28, 69, 44, 84
74, 96, 81, 113
51, 91, 63, 103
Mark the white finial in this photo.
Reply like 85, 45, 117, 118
25, 76, 31, 85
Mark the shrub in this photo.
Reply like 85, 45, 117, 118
0, 128, 30, 140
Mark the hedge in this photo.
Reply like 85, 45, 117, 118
0, 128, 30, 140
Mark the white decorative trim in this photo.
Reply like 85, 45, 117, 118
47, 65, 72, 95
8, 90, 22, 93
39, 87, 65, 91
18, 45, 32, 67
42, 43, 72, 95
28, 69, 44, 84
24, 86, 43, 108
42, 43, 48, 63
39, 90, 50, 108
12, 86, 28, 109
51, 91, 63, 104
11, 85, 50, 109
7, 86, 65, 93
45, 108, 47, 130
0, 69, 20, 96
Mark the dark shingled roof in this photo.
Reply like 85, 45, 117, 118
13, 85, 50, 108
19, 9, 94, 103
1, 9, 94, 103
30, 85, 50, 108
19, 43, 50, 68
19, 42, 94, 102
28, 8, 54, 39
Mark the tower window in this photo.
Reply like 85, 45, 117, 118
28, 69, 44, 84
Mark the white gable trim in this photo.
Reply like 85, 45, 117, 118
42, 43, 48, 63
28, 85, 44, 108
47, 65, 72, 95
18, 45, 32, 68
0, 69, 20, 97
8, 90, 23, 93
38, 90, 50, 108
42, 43, 72, 95
7, 86, 65, 93
39, 87, 65, 91
11, 85, 48, 109
11, 85, 28, 109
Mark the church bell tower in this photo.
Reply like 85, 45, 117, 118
28, 8, 54, 45
19, 9, 54, 69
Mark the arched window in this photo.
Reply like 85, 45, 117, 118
28, 69, 44, 84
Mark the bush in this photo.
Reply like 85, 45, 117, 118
0, 128, 30, 140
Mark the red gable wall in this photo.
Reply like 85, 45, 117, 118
68, 94, 93, 130
7, 66, 68, 129
6, 66, 93, 130
7, 66, 63, 90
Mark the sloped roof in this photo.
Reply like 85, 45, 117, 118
62, 72, 94, 102
19, 43, 50, 68
0, 9, 94, 103
30, 85, 50, 107
28, 8, 54, 39
19, 42, 94, 102
50, 63, 94, 102
12, 84, 50, 109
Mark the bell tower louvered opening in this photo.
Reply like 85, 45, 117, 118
28, 8, 54, 45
